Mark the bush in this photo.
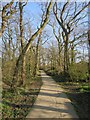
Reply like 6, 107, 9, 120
69, 61, 88, 82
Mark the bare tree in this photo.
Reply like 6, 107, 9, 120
49, 22, 63, 72
13, 1, 53, 87
19, 1, 27, 85
1, 0, 17, 36
33, 33, 42, 77
53, 2, 89, 73
88, 2, 90, 81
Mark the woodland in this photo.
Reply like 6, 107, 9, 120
0, 0, 90, 118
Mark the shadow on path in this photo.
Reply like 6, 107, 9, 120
26, 71, 79, 118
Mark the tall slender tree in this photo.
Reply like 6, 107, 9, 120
13, 1, 53, 86
19, 1, 27, 85
53, 2, 89, 73
88, 2, 90, 81
33, 32, 42, 77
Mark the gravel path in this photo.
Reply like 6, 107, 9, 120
26, 71, 78, 118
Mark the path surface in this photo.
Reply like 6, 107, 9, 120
26, 71, 78, 118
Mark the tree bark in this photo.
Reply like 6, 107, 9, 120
13, 1, 53, 85
53, 2, 89, 74
19, 2, 25, 85
88, 2, 90, 81
33, 33, 42, 77
88, 30, 90, 81
1, 0, 15, 36
71, 43, 75, 65
52, 26, 63, 72
62, 32, 69, 73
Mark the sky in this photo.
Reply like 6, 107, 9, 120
24, 2, 41, 24
1, 0, 90, 2
0, 1, 89, 59
23, 2, 89, 62
23, 2, 56, 47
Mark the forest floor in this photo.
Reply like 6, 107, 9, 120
2, 73, 42, 118
46, 74, 90, 118
26, 71, 78, 118
2, 70, 89, 118
59, 82, 90, 118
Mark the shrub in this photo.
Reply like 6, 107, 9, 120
69, 61, 88, 82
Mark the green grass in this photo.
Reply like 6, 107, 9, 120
2, 73, 42, 118
59, 82, 90, 92
79, 85, 90, 92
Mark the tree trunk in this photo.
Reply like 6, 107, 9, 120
88, 2, 90, 81
19, 2, 26, 86
88, 30, 90, 81
71, 44, 75, 65
1, 0, 14, 37
13, 1, 52, 85
33, 33, 42, 77
8, 25, 12, 60
28, 48, 31, 77
58, 43, 62, 73
64, 35, 69, 73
